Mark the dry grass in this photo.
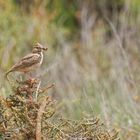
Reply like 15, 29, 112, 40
0, 1, 140, 139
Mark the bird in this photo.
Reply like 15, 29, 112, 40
5, 42, 48, 78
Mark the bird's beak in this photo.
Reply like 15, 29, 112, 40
42, 47, 48, 51
35, 42, 48, 51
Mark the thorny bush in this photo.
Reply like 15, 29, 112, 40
0, 78, 119, 140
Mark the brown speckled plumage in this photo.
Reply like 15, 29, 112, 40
6, 43, 48, 77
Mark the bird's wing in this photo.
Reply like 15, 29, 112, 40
21, 53, 41, 66
12, 53, 40, 70
21, 53, 37, 61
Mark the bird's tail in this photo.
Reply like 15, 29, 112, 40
5, 69, 16, 88
5, 69, 13, 80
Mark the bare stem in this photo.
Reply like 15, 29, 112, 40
36, 97, 50, 140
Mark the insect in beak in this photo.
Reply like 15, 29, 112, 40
42, 47, 48, 51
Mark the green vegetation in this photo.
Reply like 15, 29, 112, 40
0, 0, 140, 139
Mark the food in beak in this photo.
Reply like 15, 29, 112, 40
43, 47, 48, 51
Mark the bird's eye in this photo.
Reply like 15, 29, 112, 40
35, 46, 40, 49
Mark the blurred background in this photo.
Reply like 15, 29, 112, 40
0, 0, 140, 139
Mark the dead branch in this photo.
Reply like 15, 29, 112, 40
36, 97, 51, 140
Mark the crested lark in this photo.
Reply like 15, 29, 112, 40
6, 42, 48, 77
